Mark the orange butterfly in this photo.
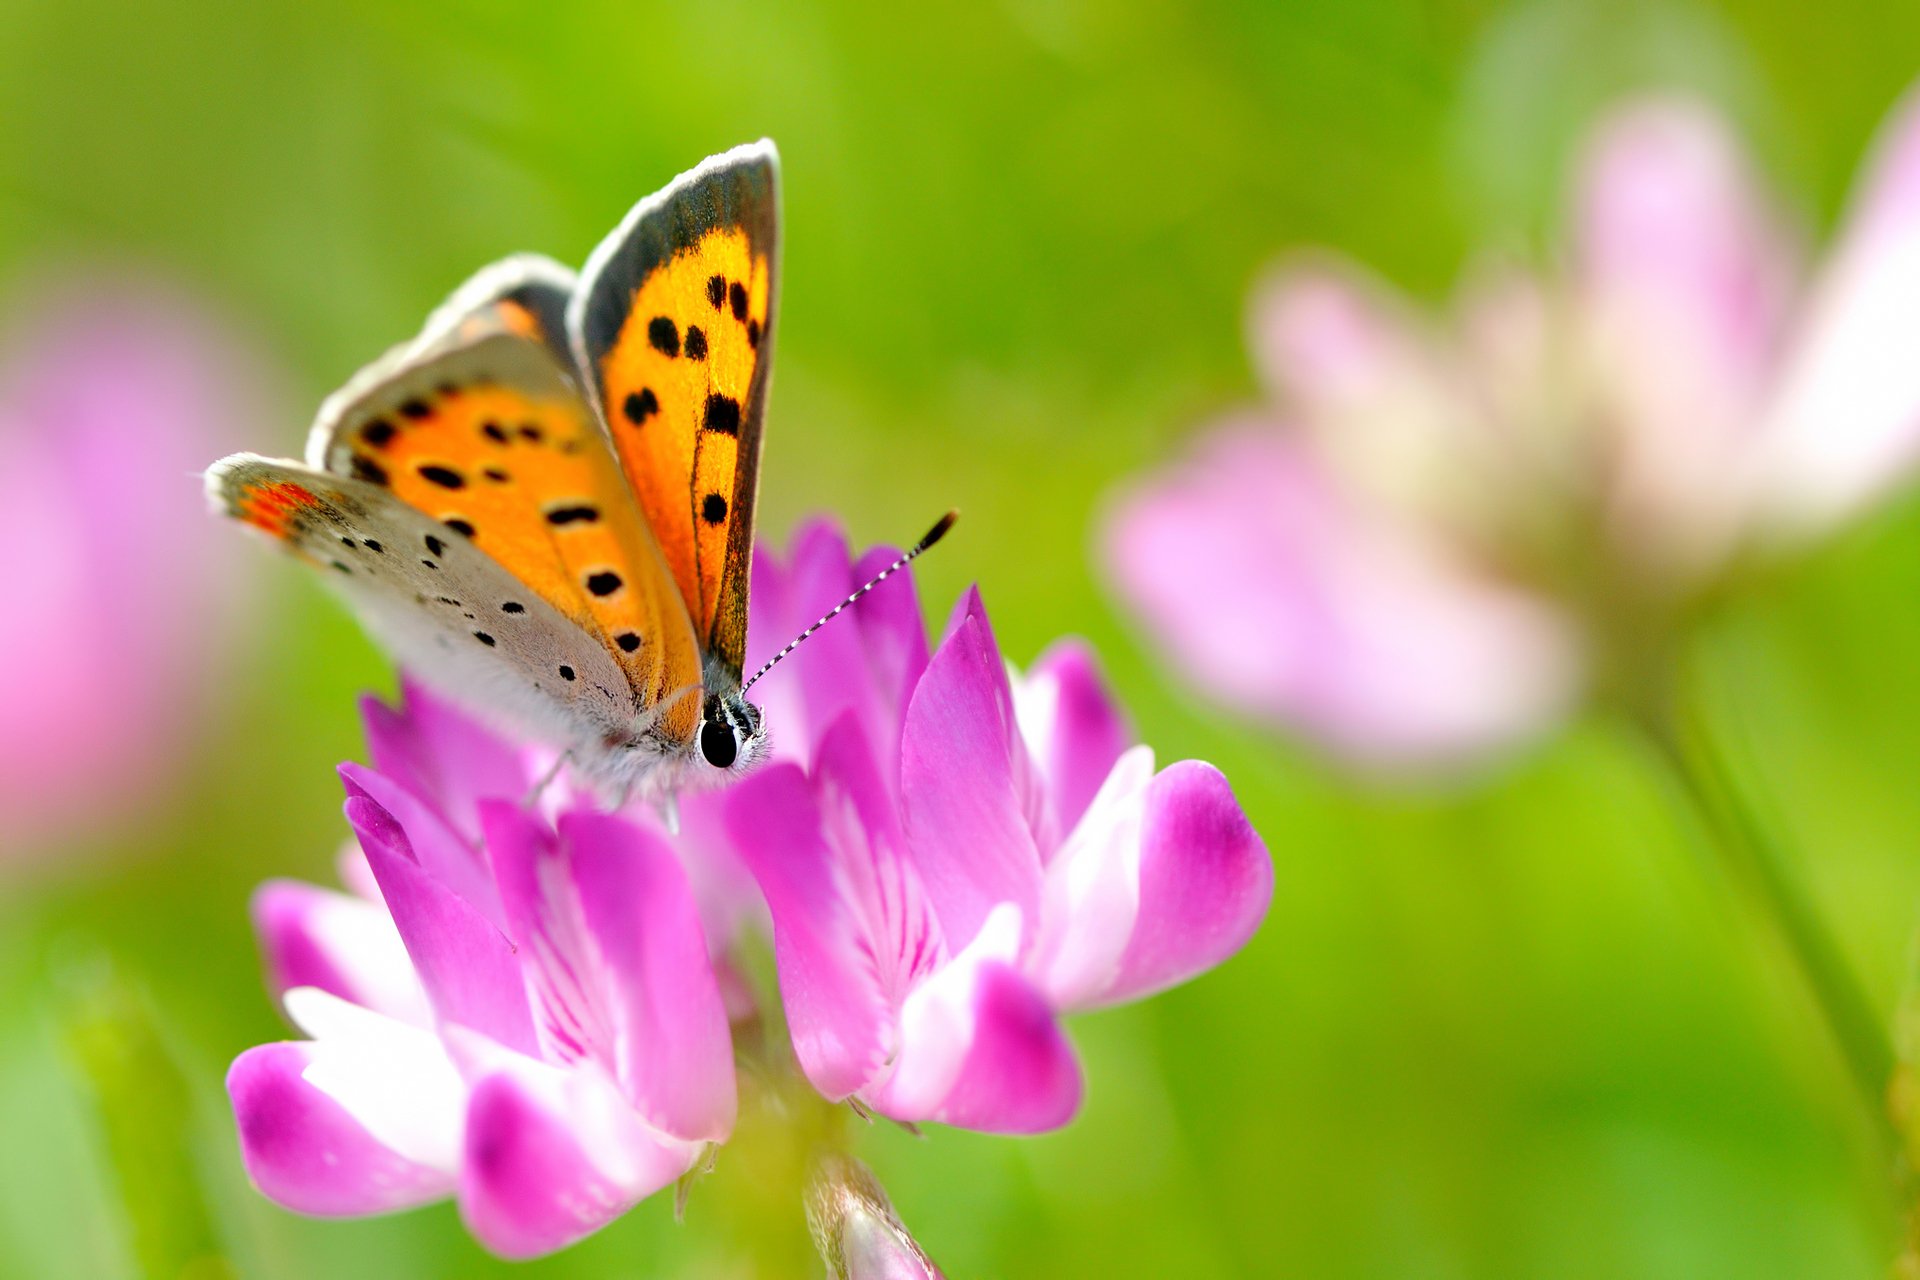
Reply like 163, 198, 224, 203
209, 143, 783, 801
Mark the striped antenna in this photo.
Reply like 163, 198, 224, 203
740, 509, 959, 695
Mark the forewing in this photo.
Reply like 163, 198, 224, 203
302, 275, 703, 745
569, 140, 779, 686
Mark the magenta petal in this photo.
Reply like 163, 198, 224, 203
228, 1041, 454, 1216
1017, 641, 1133, 837
346, 796, 540, 1056
251, 879, 429, 1025
727, 761, 891, 1099
562, 811, 736, 1142
869, 910, 1081, 1135
340, 762, 506, 928
901, 598, 1046, 949
481, 801, 619, 1069
360, 679, 534, 841
782, 522, 893, 765
457, 1054, 692, 1259
1104, 761, 1272, 1006
850, 542, 932, 731
924, 964, 1082, 1134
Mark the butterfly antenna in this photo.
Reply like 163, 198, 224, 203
741, 510, 958, 695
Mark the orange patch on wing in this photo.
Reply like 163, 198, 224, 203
339, 381, 701, 741
594, 227, 769, 653
236, 480, 317, 539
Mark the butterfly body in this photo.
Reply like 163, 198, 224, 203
209, 143, 780, 801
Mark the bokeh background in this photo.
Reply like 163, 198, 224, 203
4, 0, 1920, 1275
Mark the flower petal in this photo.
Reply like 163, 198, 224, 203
1033, 753, 1271, 1011
1015, 640, 1132, 837
1247, 259, 1486, 518
774, 521, 893, 766
345, 795, 540, 1056
1102, 427, 1578, 760
360, 679, 535, 842
849, 541, 933, 735
1761, 83, 1920, 530
340, 762, 506, 929
562, 811, 736, 1143
1102, 426, 1580, 769
868, 905, 1081, 1134
454, 1040, 695, 1259
727, 759, 893, 1100
251, 878, 429, 1026
901, 593, 1047, 949
1105, 760, 1272, 1006
228, 1038, 456, 1217
480, 801, 618, 1070
1028, 746, 1157, 1008
1574, 99, 1795, 572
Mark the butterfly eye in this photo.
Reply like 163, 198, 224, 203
699, 719, 738, 769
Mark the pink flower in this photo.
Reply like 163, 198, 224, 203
1103, 86, 1920, 769
0, 283, 265, 853
727, 523, 1273, 1133
228, 686, 736, 1258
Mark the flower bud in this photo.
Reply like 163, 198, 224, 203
805, 1153, 943, 1280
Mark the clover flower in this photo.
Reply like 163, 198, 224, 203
228, 522, 1271, 1262
730, 523, 1273, 1132
1103, 86, 1920, 769
229, 686, 735, 1258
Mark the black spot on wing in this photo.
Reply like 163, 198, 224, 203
648, 316, 679, 357
703, 394, 740, 436
419, 464, 465, 490
623, 388, 659, 426
586, 570, 623, 597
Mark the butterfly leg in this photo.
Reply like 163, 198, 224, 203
522, 749, 575, 809
654, 791, 681, 836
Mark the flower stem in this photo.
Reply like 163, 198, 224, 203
1631, 691, 1894, 1138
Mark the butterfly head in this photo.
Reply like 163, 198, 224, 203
698, 688, 765, 775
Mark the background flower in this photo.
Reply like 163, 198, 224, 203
0, 283, 265, 856
1103, 84, 1920, 771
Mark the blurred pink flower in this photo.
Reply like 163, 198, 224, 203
0, 284, 262, 853
229, 686, 736, 1259
729, 524, 1272, 1133
1103, 86, 1920, 769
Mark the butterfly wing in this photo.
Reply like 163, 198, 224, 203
289, 259, 705, 749
208, 452, 643, 752
569, 140, 779, 687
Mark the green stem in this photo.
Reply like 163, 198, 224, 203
1632, 695, 1894, 1138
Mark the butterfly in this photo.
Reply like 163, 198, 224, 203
208, 142, 785, 802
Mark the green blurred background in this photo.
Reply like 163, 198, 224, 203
5, 0, 1920, 1275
